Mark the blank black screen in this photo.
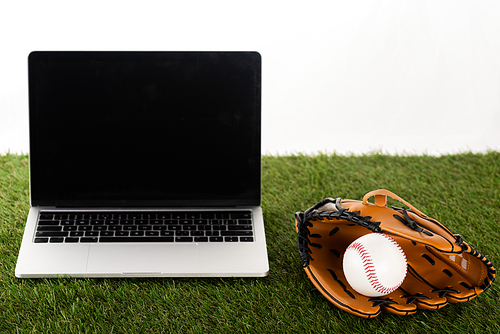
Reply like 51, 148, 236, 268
29, 52, 261, 207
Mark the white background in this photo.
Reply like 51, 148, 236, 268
1, 0, 499, 156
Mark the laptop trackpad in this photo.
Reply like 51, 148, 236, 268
86, 244, 200, 275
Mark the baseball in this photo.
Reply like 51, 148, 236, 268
343, 233, 407, 297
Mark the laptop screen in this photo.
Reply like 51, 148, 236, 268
28, 51, 261, 207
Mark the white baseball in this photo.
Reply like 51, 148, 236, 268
343, 234, 407, 297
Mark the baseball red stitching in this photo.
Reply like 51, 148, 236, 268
347, 234, 406, 295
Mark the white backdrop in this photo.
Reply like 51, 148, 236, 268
1, 0, 499, 155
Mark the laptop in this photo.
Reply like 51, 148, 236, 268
15, 51, 269, 278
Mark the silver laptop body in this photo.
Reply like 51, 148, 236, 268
15, 51, 269, 278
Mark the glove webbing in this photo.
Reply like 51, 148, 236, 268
296, 198, 382, 267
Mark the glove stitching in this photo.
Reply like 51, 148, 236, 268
393, 211, 433, 236
465, 245, 496, 290
368, 297, 397, 307
399, 292, 430, 304
397, 209, 466, 253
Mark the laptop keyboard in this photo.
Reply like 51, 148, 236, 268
33, 211, 254, 243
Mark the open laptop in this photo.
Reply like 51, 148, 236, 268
15, 51, 269, 278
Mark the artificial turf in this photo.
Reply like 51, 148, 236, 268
1, 152, 498, 333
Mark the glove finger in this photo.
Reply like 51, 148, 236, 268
369, 268, 448, 314
399, 266, 450, 310
396, 236, 485, 306
375, 290, 418, 316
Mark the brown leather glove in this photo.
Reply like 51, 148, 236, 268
295, 189, 496, 318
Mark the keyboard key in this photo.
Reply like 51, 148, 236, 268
65, 237, 80, 243
38, 221, 60, 226
194, 237, 208, 242
190, 213, 202, 219
145, 231, 159, 236
176, 237, 193, 242
34, 238, 49, 243
157, 213, 171, 219
221, 231, 253, 237
76, 220, 90, 225
37, 226, 62, 231
104, 220, 119, 225
131, 231, 145, 237
144, 213, 158, 219
120, 220, 134, 225
200, 213, 216, 219
81, 237, 98, 243
224, 237, 239, 242
228, 225, 252, 231
172, 213, 186, 219
240, 237, 254, 242
99, 237, 174, 243
36, 231, 68, 237
164, 220, 177, 225
50, 237, 65, 243
209, 237, 223, 242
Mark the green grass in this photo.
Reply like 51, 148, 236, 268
1, 152, 499, 333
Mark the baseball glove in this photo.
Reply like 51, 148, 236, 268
295, 189, 496, 318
